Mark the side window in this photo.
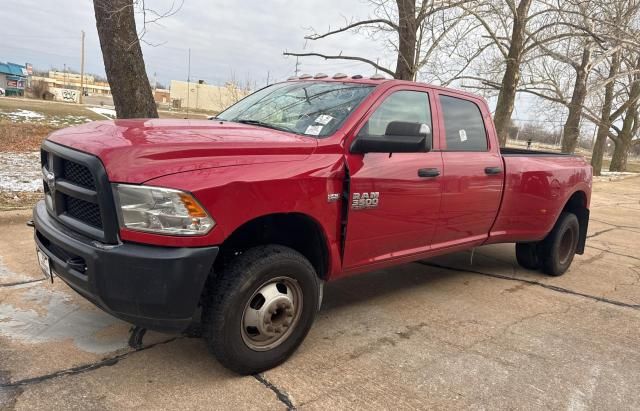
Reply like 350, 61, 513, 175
359, 91, 431, 138
440, 95, 488, 151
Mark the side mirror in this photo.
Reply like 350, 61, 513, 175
350, 121, 431, 154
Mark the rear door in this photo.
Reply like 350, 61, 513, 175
343, 86, 444, 269
432, 93, 504, 249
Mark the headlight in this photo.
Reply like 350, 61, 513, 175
113, 184, 215, 235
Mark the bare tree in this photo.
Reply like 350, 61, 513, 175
589, 1, 640, 173
284, 0, 468, 80
93, 0, 180, 118
458, 0, 536, 146
511, 0, 640, 153
609, 56, 640, 171
591, 52, 622, 175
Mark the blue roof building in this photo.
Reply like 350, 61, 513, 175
0, 62, 28, 96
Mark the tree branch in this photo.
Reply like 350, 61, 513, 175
304, 18, 398, 40
282, 51, 395, 76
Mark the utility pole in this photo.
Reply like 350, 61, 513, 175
266, 70, 270, 86
294, 57, 300, 76
79, 30, 85, 104
186, 48, 191, 119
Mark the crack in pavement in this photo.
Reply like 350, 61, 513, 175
586, 227, 617, 239
414, 261, 640, 310
253, 373, 296, 410
589, 218, 640, 231
0, 337, 179, 388
587, 245, 640, 262
0, 278, 45, 288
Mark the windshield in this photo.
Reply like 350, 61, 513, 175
217, 82, 374, 137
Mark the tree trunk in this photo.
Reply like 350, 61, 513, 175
394, 0, 417, 80
609, 113, 634, 171
610, 88, 639, 172
562, 48, 591, 153
93, 0, 158, 119
493, 0, 532, 147
591, 52, 620, 176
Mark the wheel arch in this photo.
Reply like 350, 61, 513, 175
213, 212, 331, 281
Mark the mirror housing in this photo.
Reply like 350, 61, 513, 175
350, 121, 431, 154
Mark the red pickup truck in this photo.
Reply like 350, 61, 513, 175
33, 75, 592, 374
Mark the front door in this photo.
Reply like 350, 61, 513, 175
343, 88, 443, 269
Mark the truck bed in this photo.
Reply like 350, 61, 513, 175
487, 152, 592, 245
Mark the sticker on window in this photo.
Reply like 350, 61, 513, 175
315, 114, 333, 125
305, 125, 323, 135
459, 129, 467, 142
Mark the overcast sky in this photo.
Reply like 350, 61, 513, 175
1, 0, 392, 87
1, 1, 565, 128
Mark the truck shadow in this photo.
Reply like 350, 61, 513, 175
320, 248, 516, 313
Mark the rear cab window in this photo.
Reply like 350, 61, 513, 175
439, 95, 488, 151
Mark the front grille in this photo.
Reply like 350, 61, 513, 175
66, 197, 103, 229
40, 141, 119, 243
62, 160, 95, 190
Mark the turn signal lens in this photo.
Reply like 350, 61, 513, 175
179, 193, 208, 218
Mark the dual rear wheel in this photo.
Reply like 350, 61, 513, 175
515, 212, 580, 276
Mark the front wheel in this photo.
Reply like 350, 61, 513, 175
202, 245, 319, 375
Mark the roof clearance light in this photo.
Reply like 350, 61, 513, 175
287, 76, 298, 81
299, 73, 313, 79
333, 73, 348, 79
351, 74, 363, 79
371, 74, 386, 80
314, 73, 329, 79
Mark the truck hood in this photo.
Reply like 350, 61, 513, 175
47, 119, 318, 183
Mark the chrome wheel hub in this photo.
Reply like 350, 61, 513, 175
241, 277, 303, 351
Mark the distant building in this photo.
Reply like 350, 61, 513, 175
0, 62, 28, 96
31, 71, 112, 96
169, 80, 249, 112
153, 88, 171, 105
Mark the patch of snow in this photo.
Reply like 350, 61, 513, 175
88, 107, 116, 119
0, 152, 42, 192
7, 109, 45, 119
593, 171, 638, 182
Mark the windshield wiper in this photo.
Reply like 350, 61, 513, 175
234, 119, 296, 133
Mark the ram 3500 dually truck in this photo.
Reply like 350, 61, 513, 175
33, 76, 592, 374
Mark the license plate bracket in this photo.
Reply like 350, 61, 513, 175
36, 246, 53, 283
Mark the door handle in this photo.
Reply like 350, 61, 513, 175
485, 167, 502, 175
418, 168, 440, 178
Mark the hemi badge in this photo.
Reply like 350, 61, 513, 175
327, 193, 340, 203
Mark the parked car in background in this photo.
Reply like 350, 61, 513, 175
33, 75, 592, 375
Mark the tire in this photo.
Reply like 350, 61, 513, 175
202, 245, 319, 375
515, 243, 539, 270
538, 212, 580, 276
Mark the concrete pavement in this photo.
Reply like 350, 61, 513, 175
1, 176, 639, 410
